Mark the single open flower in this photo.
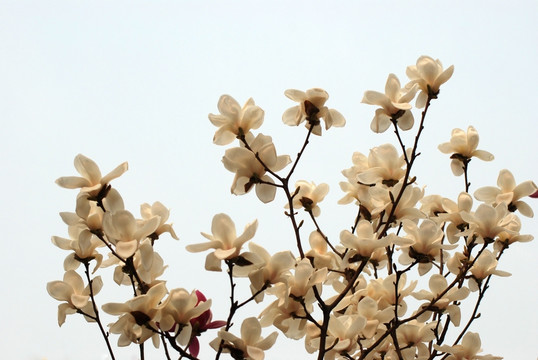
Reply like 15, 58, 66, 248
286, 180, 329, 217
211, 317, 278, 360
222, 134, 291, 203
186, 213, 258, 271
55, 154, 128, 195
209, 95, 264, 145
362, 73, 418, 133
474, 169, 537, 217
438, 126, 494, 176
406, 55, 454, 108
47, 270, 103, 326
282, 88, 345, 135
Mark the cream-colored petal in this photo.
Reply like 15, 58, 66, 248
211, 213, 237, 243
47, 281, 73, 302
55, 176, 91, 189
284, 89, 306, 102
74, 154, 102, 184
435, 65, 454, 87
115, 240, 139, 258
217, 94, 240, 118
513, 180, 537, 199
214, 247, 237, 259
370, 110, 391, 133
282, 106, 302, 126
397, 110, 414, 130
101, 161, 128, 185
255, 182, 276, 203
241, 317, 262, 344
328, 108, 345, 127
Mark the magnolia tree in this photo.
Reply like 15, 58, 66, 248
48, 56, 537, 360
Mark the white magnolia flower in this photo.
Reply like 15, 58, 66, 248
222, 134, 291, 203
186, 213, 258, 271
412, 274, 470, 326
406, 55, 454, 108
211, 317, 278, 360
55, 154, 128, 195
362, 73, 418, 133
355, 144, 407, 186
287, 180, 329, 217
468, 249, 510, 291
47, 270, 103, 326
282, 88, 345, 135
102, 282, 167, 347
102, 210, 161, 258
140, 201, 179, 240
209, 95, 264, 145
474, 169, 537, 217
438, 126, 494, 176
434, 332, 502, 360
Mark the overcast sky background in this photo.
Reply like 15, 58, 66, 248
1, 1, 537, 359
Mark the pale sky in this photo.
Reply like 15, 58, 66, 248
1, 1, 537, 359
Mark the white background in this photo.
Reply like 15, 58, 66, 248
1, 1, 537, 359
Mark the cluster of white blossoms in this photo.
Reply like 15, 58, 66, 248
49, 55, 536, 360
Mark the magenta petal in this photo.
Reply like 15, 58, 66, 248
206, 320, 227, 329
530, 190, 538, 198
189, 337, 200, 357
195, 290, 207, 303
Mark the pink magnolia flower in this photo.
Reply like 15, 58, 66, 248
187, 291, 226, 357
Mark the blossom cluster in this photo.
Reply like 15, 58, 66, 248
48, 55, 536, 360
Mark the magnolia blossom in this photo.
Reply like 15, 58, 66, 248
438, 126, 494, 176
395, 320, 437, 359
434, 332, 502, 360
460, 203, 515, 243
494, 213, 533, 252
186, 213, 258, 271
412, 274, 470, 326
47, 270, 103, 326
246, 242, 295, 301
356, 144, 407, 186
158, 288, 213, 346
370, 182, 425, 223
340, 221, 390, 259
361, 73, 418, 133
406, 55, 454, 108
209, 95, 264, 145
102, 283, 167, 347
305, 231, 339, 269
187, 291, 226, 357
102, 209, 161, 258
474, 169, 537, 217
307, 314, 366, 360
282, 88, 345, 135
468, 249, 510, 291
74, 188, 125, 231
55, 154, 128, 195
211, 317, 278, 360
287, 180, 329, 217
51, 230, 104, 271
338, 151, 370, 205
140, 201, 179, 240
434, 192, 474, 243
341, 295, 393, 340
357, 273, 417, 316
399, 219, 457, 275
222, 134, 291, 203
